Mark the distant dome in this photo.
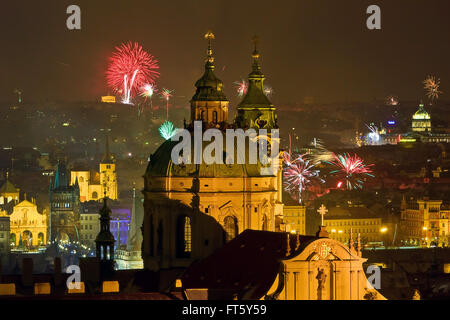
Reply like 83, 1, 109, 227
412, 103, 430, 120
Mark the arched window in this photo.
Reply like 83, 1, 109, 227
212, 111, 218, 123
224, 216, 238, 241
79, 176, 84, 183
10, 233, 16, 246
92, 191, 98, 199
177, 216, 192, 258
38, 233, 45, 246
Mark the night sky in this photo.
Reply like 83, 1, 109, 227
1, 0, 450, 105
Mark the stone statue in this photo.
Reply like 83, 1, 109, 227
412, 289, 421, 300
316, 268, 327, 300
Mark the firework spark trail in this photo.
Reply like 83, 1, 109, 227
106, 42, 160, 104
365, 124, 380, 145
234, 79, 248, 97
158, 121, 177, 140
264, 84, 273, 98
160, 88, 173, 119
308, 138, 334, 164
423, 75, 442, 102
324, 153, 374, 190
385, 95, 399, 106
283, 153, 324, 203
141, 84, 157, 111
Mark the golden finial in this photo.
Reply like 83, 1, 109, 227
204, 30, 215, 41
204, 30, 215, 63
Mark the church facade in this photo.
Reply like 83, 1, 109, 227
1, 199, 47, 248
142, 33, 283, 272
70, 136, 118, 202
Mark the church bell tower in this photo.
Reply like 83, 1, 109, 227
190, 31, 229, 128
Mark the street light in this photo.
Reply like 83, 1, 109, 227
380, 227, 388, 233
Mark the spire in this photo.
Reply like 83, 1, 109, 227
238, 35, 273, 109
54, 161, 68, 190
101, 133, 113, 164
191, 31, 228, 102
251, 35, 262, 74
95, 191, 115, 274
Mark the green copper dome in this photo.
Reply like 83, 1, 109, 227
146, 137, 273, 178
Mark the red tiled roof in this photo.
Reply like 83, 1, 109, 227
182, 230, 317, 300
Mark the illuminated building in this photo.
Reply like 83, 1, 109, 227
80, 212, 100, 249
49, 161, 81, 243
400, 197, 450, 247
379, 102, 450, 144
411, 103, 431, 132
109, 208, 130, 249
142, 33, 283, 272
321, 206, 384, 246
182, 229, 386, 300
1, 199, 47, 248
283, 205, 306, 234
70, 135, 118, 201
115, 188, 144, 270
101, 96, 116, 103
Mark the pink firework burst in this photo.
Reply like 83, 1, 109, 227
325, 153, 375, 190
106, 42, 160, 104
283, 153, 324, 203
234, 79, 248, 97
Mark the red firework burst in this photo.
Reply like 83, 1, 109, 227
106, 42, 160, 104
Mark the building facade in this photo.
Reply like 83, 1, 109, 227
283, 205, 306, 234
400, 197, 450, 247
70, 136, 118, 202
1, 199, 47, 248
80, 212, 100, 248
0, 216, 10, 257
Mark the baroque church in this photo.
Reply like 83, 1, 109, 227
70, 135, 118, 202
139, 33, 386, 300
143, 32, 283, 272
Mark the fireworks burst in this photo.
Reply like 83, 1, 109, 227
264, 84, 273, 98
283, 153, 324, 203
234, 79, 248, 97
325, 153, 374, 190
365, 123, 380, 145
423, 75, 442, 103
308, 138, 334, 164
158, 121, 177, 140
141, 83, 157, 99
106, 42, 160, 104
385, 95, 399, 106
160, 88, 174, 119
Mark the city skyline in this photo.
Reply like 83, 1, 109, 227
1, 0, 450, 104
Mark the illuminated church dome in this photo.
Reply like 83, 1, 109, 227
142, 33, 284, 273
412, 103, 431, 132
